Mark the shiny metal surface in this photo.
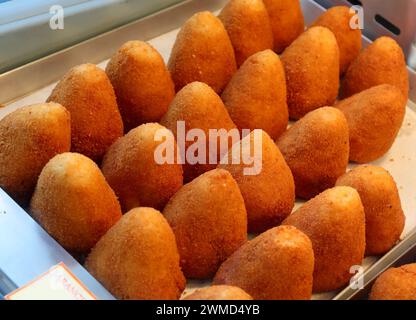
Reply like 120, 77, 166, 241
0, 0, 184, 73
0, 189, 114, 299
0, 0, 227, 105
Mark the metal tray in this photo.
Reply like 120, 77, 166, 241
335, 228, 416, 300
1, 0, 416, 300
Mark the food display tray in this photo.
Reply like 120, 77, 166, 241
0, 0, 416, 300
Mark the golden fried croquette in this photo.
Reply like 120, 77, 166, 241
102, 123, 183, 212
283, 186, 366, 292
221, 49, 288, 140
163, 169, 247, 279
30, 153, 122, 253
369, 264, 416, 300
277, 107, 349, 199
311, 6, 362, 74
86, 207, 186, 300
105, 41, 175, 132
168, 11, 237, 94
342, 36, 409, 101
213, 225, 314, 300
335, 84, 406, 163
219, 0, 274, 67
263, 0, 304, 53
336, 165, 405, 256
218, 129, 295, 233
183, 285, 253, 300
160, 82, 237, 182
281, 26, 340, 119
47, 63, 123, 162
0, 103, 70, 206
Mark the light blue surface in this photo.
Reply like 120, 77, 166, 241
0, 0, 184, 73
0, 189, 114, 299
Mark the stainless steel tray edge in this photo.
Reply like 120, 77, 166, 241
0, 0, 228, 105
334, 226, 416, 300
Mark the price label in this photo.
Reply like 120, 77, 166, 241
5, 262, 97, 300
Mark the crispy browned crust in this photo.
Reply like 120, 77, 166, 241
85, 207, 186, 300
222, 50, 288, 140
160, 81, 237, 182
277, 107, 349, 199
336, 165, 405, 256
369, 264, 416, 300
163, 169, 247, 279
311, 6, 362, 74
213, 225, 314, 300
219, 0, 274, 67
102, 123, 183, 212
105, 41, 175, 132
263, 0, 304, 53
168, 11, 237, 94
281, 26, 340, 119
342, 37, 409, 101
283, 186, 366, 292
0, 103, 71, 206
30, 152, 122, 253
47, 63, 123, 162
183, 285, 253, 300
218, 129, 295, 233
335, 84, 406, 163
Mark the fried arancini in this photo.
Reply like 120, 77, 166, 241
283, 186, 366, 292
213, 225, 314, 300
86, 207, 186, 300
311, 6, 362, 74
342, 36, 409, 102
263, 0, 305, 53
218, 129, 295, 233
336, 165, 405, 256
221, 49, 288, 140
335, 84, 406, 163
168, 11, 237, 94
183, 285, 253, 300
30, 153, 122, 253
47, 63, 123, 162
281, 26, 340, 119
163, 169, 247, 279
277, 107, 349, 199
0, 103, 71, 206
102, 123, 183, 212
105, 41, 175, 132
219, 0, 274, 67
160, 81, 237, 182
369, 264, 416, 300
